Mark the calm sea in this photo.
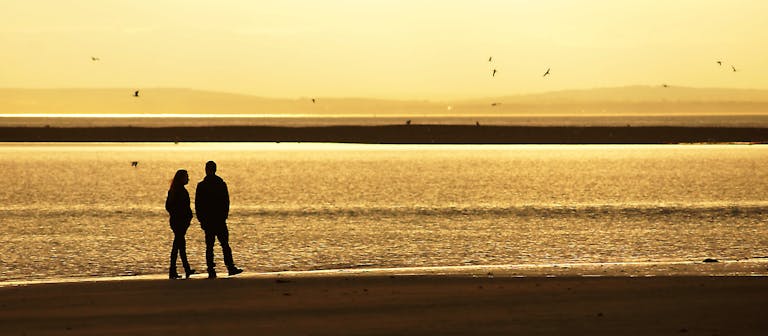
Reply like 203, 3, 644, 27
1, 143, 767, 282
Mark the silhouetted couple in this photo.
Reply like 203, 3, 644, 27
165, 161, 243, 279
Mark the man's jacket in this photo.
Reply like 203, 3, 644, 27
195, 175, 230, 227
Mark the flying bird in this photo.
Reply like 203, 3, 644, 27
716, 60, 722, 66
543, 68, 551, 77
731, 65, 738, 72
492, 69, 497, 77
133, 90, 139, 97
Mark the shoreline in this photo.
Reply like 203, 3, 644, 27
1, 273, 766, 335
4, 258, 767, 288
2, 125, 768, 143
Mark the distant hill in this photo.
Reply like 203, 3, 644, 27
2, 86, 768, 115
0, 88, 438, 115
478, 86, 768, 104
461, 86, 768, 115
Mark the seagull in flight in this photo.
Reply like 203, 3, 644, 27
133, 90, 140, 97
543, 68, 551, 77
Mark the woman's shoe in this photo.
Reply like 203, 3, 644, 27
185, 269, 197, 279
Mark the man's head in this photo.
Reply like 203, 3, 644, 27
205, 161, 217, 176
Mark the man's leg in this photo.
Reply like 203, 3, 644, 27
216, 226, 242, 275
216, 226, 235, 270
204, 229, 217, 278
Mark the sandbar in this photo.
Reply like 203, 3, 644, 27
2, 125, 768, 143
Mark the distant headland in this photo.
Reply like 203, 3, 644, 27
3, 86, 768, 116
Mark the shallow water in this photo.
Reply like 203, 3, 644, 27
1, 143, 767, 282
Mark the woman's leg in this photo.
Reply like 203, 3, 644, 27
168, 230, 187, 275
177, 228, 191, 272
170, 232, 180, 275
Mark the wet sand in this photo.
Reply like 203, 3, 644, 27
1, 274, 767, 335
2, 125, 768, 143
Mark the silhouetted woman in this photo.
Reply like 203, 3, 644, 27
165, 169, 196, 279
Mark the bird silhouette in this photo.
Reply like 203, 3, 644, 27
133, 90, 139, 97
405, 119, 411, 125
716, 60, 722, 66
662, 84, 669, 88
491, 102, 500, 106
488, 56, 492, 62
91, 56, 100, 61
731, 65, 738, 72
543, 68, 551, 77
492, 69, 497, 77
131, 161, 139, 167
311, 98, 316, 103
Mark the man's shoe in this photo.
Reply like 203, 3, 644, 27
228, 267, 244, 276
207, 270, 217, 279
185, 269, 197, 279
169, 273, 182, 280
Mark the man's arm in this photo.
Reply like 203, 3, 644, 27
194, 183, 203, 221
223, 182, 230, 219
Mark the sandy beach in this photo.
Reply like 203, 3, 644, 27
2, 125, 768, 143
1, 272, 767, 335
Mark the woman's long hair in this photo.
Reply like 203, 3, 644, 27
169, 169, 188, 193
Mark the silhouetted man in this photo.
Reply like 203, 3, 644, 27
195, 161, 243, 278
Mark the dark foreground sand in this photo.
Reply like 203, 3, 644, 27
2, 125, 768, 143
1, 274, 766, 335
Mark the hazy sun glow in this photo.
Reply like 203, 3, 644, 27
1, 0, 767, 99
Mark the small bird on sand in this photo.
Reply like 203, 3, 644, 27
131, 161, 139, 167
311, 98, 316, 103
716, 60, 722, 66
406, 120, 411, 125
91, 56, 100, 61
133, 90, 139, 97
543, 68, 551, 77
662, 84, 669, 88
491, 102, 500, 106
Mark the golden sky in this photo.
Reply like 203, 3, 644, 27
1, 0, 767, 99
